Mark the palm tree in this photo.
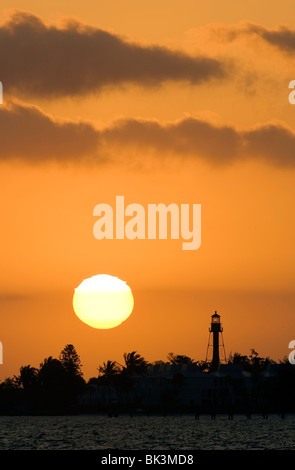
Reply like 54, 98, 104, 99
123, 351, 149, 375
14, 365, 39, 407
38, 356, 68, 407
228, 352, 250, 368
119, 352, 149, 410
98, 360, 122, 407
38, 356, 66, 387
15, 365, 38, 391
98, 360, 121, 379
167, 352, 196, 366
228, 350, 273, 374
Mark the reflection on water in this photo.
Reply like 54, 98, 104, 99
0, 414, 294, 450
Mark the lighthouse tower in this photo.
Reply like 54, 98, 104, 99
206, 311, 226, 371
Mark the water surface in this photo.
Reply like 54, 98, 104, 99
0, 414, 293, 450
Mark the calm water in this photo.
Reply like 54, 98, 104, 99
0, 414, 294, 450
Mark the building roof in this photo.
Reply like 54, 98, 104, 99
146, 363, 206, 378
212, 363, 252, 378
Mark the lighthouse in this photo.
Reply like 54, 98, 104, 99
206, 311, 226, 371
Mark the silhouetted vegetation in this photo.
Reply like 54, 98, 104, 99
123, 351, 149, 375
1, 346, 295, 415
227, 349, 274, 375
0, 344, 86, 414
167, 352, 196, 366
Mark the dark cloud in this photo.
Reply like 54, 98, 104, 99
218, 21, 295, 53
0, 100, 99, 161
102, 117, 242, 165
1, 101, 295, 168
243, 123, 295, 166
0, 10, 227, 98
247, 24, 295, 53
0, 292, 28, 301
103, 117, 295, 167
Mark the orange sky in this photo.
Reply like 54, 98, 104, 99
0, 1, 295, 381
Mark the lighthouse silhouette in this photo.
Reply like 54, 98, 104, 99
206, 311, 226, 371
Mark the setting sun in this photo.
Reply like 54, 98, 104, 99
72, 274, 134, 329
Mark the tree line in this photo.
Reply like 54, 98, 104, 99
0, 344, 85, 413
0, 345, 294, 414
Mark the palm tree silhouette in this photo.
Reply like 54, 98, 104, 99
14, 365, 39, 408
98, 360, 121, 379
167, 352, 196, 366
98, 360, 122, 408
123, 351, 149, 375
15, 365, 38, 391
